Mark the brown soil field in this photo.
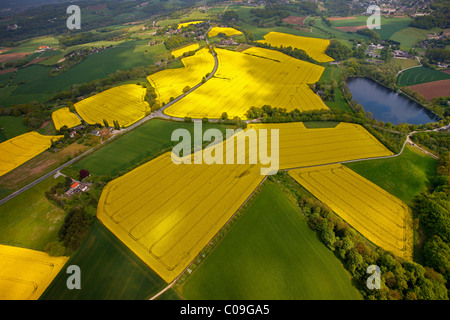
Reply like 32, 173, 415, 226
0, 68, 17, 75
282, 16, 307, 25
24, 56, 48, 67
408, 79, 450, 100
87, 4, 107, 10
328, 16, 357, 21
0, 142, 89, 191
441, 69, 450, 75
335, 25, 371, 32
0, 52, 32, 64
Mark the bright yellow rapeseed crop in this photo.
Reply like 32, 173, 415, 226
147, 48, 215, 106
258, 32, 334, 63
248, 122, 393, 170
0, 132, 63, 177
208, 27, 243, 37
97, 121, 394, 282
177, 21, 204, 29
171, 43, 200, 58
0, 244, 68, 300
289, 164, 413, 260
74, 84, 150, 128
164, 47, 328, 119
97, 149, 264, 283
51, 107, 82, 131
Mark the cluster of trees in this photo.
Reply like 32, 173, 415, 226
426, 48, 450, 64
312, 82, 335, 101
164, 35, 190, 51
410, 0, 450, 29
409, 131, 450, 291
356, 29, 381, 44
295, 1, 319, 16
45, 175, 107, 255
274, 172, 448, 300
221, 10, 239, 23
184, 112, 247, 129
325, 40, 352, 61
0, 102, 51, 130
59, 30, 127, 47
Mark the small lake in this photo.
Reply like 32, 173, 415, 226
346, 77, 438, 125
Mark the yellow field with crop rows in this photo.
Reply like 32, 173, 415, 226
147, 48, 215, 106
97, 141, 264, 282
177, 21, 204, 29
171, 43, 200, 58
51, 107, 82, 131
0, 244, 68, 300
97, 122, 396, 281
258, 32, 334, 63
289, 164, 413, 260
248, 122, 393, 170
74, 84, 150, 128
208, 27, 243, 37
0, 132, 63, 177
164, 47, 327, 119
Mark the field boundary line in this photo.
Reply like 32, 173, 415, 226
148, 175, 268, 300
395, 56, 422, 79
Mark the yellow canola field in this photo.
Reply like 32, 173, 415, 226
51, 107, 82, 131
74, 84, 150, 128
164, 47, 327, 119
258, 32, 334, 63
0, 132, 63, 177
97, 133, 265, 282
0, 244, 68, 300
98, 122, 394, 282
171, 43, 200, 58
289, 164, 413, 260
208, 27, 243, 37
178, 21, 204, 29
147, 48, 215, 105
248, 122, 393, 170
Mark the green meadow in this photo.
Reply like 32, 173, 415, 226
178, 181, 361, 300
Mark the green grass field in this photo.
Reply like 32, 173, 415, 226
330, 16, 413, 41
69, 119, 232, 177
345, 145, 436, 205
40, 221, 167, 300
178, 180, 361, 300
318, 66, 353, 112
0, 176, 65, 251
0, 116, 29, 142
397, 66, 450, 86
389, 27, 432, 49
0, 40, 167, 106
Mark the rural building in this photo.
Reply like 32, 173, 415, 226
65, 180, 92, 197
393, 50, 413, 59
